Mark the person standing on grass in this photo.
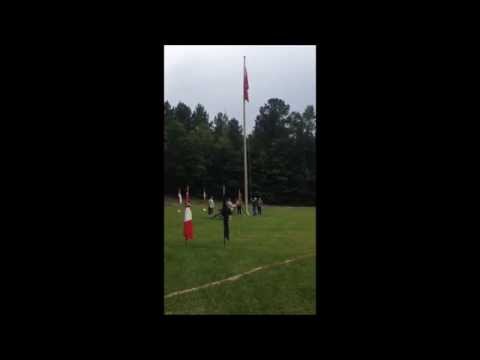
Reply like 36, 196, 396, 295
226, 198, 233, 212
236, 198, 242, 215
257, 197, 263, 216
208, 196, 215, 216
227, 198, 234, 220
252, 197, 257, 216
221, 197, 230, 243
183, 200, 194, 242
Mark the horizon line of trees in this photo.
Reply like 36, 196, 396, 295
164, 98, 316, 205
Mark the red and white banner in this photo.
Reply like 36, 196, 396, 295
244, 64, 249, 102
184, 205, 194, 240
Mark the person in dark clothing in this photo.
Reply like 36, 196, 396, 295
221, 198, 230, 243
252, 197, 258, 216
212, 207, 224, 219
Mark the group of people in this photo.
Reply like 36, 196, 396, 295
179, 191, 264, 244
207, 196, 263, 217
251, 196, 263, 216
208, 197, 241, 218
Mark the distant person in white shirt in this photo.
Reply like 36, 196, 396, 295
208, 197, 215, 216
257, 197, 263, 216
226, 198, 234, 215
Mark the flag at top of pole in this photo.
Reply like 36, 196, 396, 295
244, 61, 249, 102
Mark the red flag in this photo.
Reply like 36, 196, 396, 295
183, 204, 194, 240
244, 64, 249, 102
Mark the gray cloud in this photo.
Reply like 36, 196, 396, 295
164, 45, 316, 134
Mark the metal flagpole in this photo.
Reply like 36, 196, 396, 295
243, 56, 250, 215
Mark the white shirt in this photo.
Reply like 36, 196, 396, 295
208, 199, 214, 208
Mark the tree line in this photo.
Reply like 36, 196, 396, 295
164, 98, 316, 205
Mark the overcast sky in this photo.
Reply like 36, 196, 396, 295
164, 45, 316, 135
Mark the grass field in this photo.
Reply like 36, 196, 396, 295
164, 198, 316, 315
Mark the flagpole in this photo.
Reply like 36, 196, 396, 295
243, 56, 250, 216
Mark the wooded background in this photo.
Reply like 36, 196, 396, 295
164, 98, 316, 205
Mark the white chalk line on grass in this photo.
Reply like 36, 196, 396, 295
164, 253, 315, 300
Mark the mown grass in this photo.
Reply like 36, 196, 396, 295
164, 198, 316, 315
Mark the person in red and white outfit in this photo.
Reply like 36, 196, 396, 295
184, 201, 193, 241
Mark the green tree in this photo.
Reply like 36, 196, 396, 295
192, 104, 209, 130
175, 102, 193, 132
250, 99, 292, 203
227, 117, 243, 150
163, 99, 316, 205
164, 103, 188, 192
213, 112, 229, 138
